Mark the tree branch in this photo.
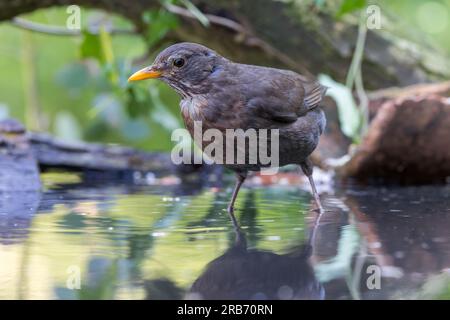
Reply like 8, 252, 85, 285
11, 17, 136, 36
165, 3, 313, 76
0, 0, 448, 88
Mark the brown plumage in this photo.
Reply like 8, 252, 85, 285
129, 42, 326, 216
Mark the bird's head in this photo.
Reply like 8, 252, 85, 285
128, 42, 224, 97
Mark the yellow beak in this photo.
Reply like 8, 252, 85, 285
128, 67, 162, 82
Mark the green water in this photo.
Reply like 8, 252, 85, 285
0, 173, 449, 300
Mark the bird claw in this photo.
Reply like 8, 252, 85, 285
312, 206, 324, 214
312, 200, 324, 213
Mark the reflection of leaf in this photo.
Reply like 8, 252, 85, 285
253, 187, 307, 251
79, 258, 118, 300
314, 224, 360, 282
336, 0, 367, 18
59, 212, 87, 230
318, 74, 360, 140
239, 190, 261, 247
417, 272, 450, 300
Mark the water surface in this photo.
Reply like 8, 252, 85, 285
0, 173, 449, 299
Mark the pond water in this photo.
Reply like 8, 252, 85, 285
0, 172, 449, 300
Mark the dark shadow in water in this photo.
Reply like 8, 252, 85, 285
186, 206, 325, 300
319, 185, 450, 299
144, 278, 185, 300
3, 175, 450, 299
238, 191, 263, 248
345, 186, 450, 275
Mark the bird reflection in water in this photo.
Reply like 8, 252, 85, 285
186, 206, 325, 300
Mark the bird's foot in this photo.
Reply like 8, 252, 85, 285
226, 205, 241, 231
312, 194, 324, 213
312, 205, 323, 214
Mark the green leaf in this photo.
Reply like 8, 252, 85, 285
79, 28, 118, 84
180, 0, 210, 27
0, 103, 10, 120
121, 118, 151, 140
99, 27, 119, 84
314, 0, 326, 9
125, 86, 152, 118
90, 93, 124, 124
142, 9, 179, 47
148, 85, 180, 131
55, 62, 90, 93
80, 31, 103, 63
99, 27, 114, 66
54, 111, 82, 142
318, 74, 361, 141
336, 0, 366, 18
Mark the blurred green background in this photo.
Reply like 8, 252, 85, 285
0, 0, 449, 151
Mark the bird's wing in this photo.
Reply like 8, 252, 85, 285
303, 80, 328, 111
241, 66, 327, 124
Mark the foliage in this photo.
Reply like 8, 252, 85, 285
142, 9, 179, 48
0, 1, 449, 150
336, 0, 367, 18
319, 74, 361, 140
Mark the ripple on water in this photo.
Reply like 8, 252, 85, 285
0, 181, 449, 299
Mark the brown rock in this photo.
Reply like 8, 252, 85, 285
339, 95, 450, 183
368, 81, 450, 119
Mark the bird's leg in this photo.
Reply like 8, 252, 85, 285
300, 159, 324, 212
227, 172, 247, 225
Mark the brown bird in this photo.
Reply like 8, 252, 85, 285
129, 42, 326, 217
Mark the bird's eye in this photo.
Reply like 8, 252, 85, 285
173, 58, 185, 68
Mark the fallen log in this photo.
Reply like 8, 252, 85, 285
0, 119, 41, 192
0, 118, 179, 191
29, 132, 172, 174
309, 82, 450, 184
338, 94, 450, 183
368, 81, 450, 119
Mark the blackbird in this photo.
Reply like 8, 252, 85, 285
129, 42, 326, 215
